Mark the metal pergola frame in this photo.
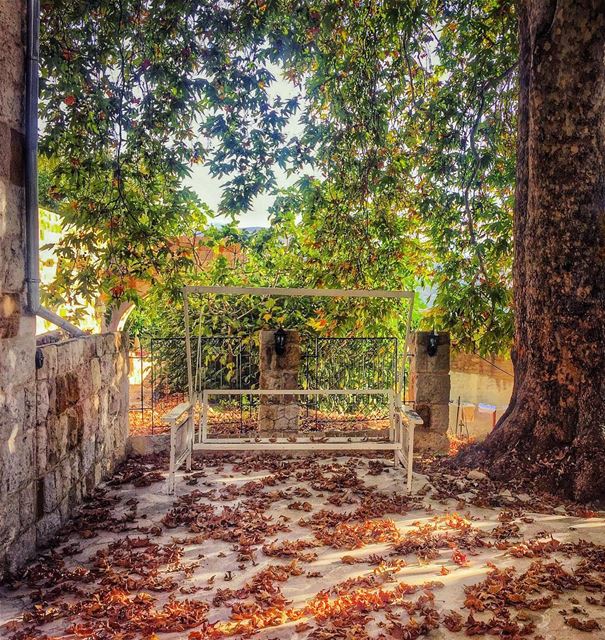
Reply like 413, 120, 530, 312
166, 286, 422, 494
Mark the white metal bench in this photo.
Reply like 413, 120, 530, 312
163, 401, 193, 494
164, 396, 421, 493
165, 286, 422, 494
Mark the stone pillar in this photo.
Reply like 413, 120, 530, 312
0, 0, 37, 574
258, 329, 300, 432
409, 332, 450, 452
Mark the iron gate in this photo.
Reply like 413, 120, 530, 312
129, 335, 403, 433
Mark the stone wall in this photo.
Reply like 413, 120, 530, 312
0, 333, 129, 574
258, 329, 300, 431
409, 331, 450, 452
35, 333, 129, 544
0, 0, 38, 575
0, 1, 130, 575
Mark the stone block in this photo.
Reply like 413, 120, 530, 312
109, 386, 122, 416
66, 405, 84, 450
71, 338, 84, 366
59, 457, 72, 498
99, 392, 109, 428
414, 430, 449, 453
99, 354, 115, 381
0, 383, 25, 432
55, 370, 80, 414
0, 16, 25, 128
42, 378, 57, 426
93, 461, 103, 485
23, 380, 36, 431
95, 430, 106, 459
412, 332, 451, 373
0, 1, 22, 49
41, 469, 60, 514
0, 490, 20, 543
1, 425, 35, 494
80, 435, 96, 473
9, 128, 23, 187
430, 403, 450, 433
0, 333, 34, 389
259, 329, 301, 371
414, 403, 450, 434
36, 510, 62, 547
18, 481, 36, 531
409, 372, 451, 404
0, 178, 23, 236
84, 466, 98, 494
6, 527, 36, 574
258, 403, 299, 431
94, 335, 105, 357
18, 313, 35, 337
36, 419, 48, 472
260, 371, 298, 392
0, 292, 20, 339
69, 451, 81, 482
102, 333, 117, 355
46, 413, 69, 468
0, 232, 25, 292
84, 400, 100, 440
36, 380, 51, 426
56, 339, 75, 373
0, 65, 24, 133
0, 124, 10, 180
75, 364, 92, 399
58, 495, 70, 522
82, 336, 96, 361
67, 477, 84, 512
90, 357, 101, 393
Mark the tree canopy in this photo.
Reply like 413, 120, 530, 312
40, 0, 517, 353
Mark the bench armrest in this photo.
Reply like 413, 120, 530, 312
400, 405, 423, 426
163, 401, 193, 427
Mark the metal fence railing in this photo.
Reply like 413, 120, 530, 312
129, 334, 411, 435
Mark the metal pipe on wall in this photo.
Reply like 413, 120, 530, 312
24, 0, 84, 338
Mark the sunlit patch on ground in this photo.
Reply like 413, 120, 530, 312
0, 453, 604, 639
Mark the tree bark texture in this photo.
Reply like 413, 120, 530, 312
479, 0, 605, 502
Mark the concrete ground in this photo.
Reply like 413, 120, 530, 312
0, 452, 603, 639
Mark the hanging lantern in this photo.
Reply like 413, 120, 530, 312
274, 327, 287, 356
427, 331, 439, 357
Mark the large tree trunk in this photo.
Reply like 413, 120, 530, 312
476, 0, 605, 502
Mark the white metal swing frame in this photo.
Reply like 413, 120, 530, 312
166, 286, 423, 493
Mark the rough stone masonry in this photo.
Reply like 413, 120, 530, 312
0, 0, 38, 575
409, 331, 451, 452
258, 329, 301, 431
0, 333, 129, 574
0, 1, 129, 575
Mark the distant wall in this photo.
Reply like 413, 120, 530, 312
0, 333, 129, 574
449, 352, 514, 440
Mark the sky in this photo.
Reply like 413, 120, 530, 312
184, 67, 304, 229
186, 163, 289, 229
